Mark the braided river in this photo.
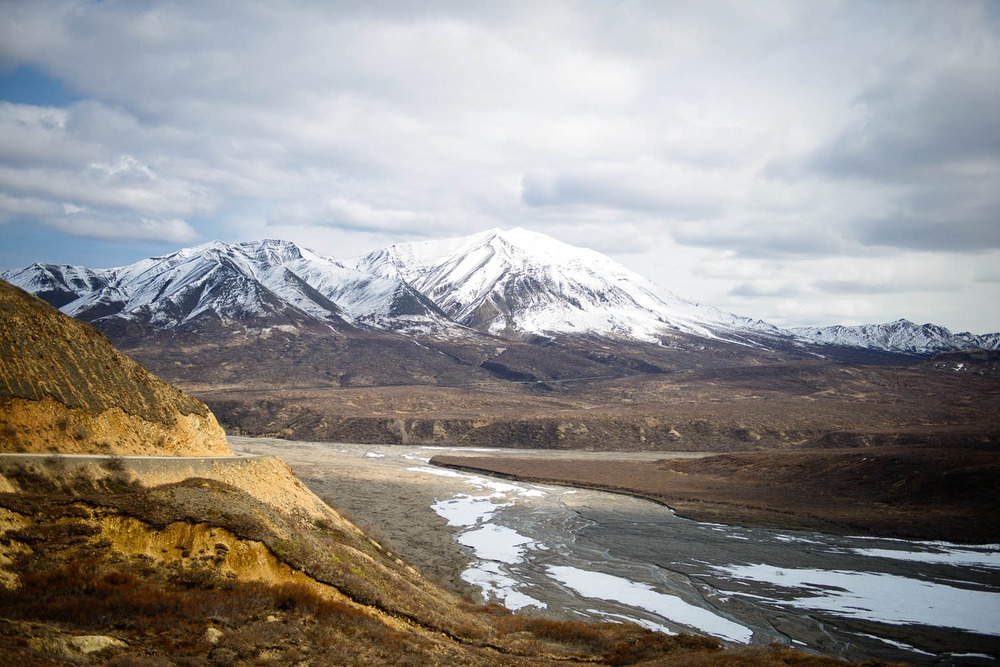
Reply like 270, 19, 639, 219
231, 438, 1000, 666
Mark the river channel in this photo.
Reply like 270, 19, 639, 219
230, 437, 1000, 666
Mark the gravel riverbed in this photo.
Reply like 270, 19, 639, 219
229, 437, 1000, 667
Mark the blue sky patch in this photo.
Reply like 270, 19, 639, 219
0, 65, 82, 107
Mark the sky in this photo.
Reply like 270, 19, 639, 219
1, 1, 999, 334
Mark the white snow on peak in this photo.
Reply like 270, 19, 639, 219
789, 319, 998, 354
1, 262, 113, 298
351, 227, 780, 343
5, 229, 995, 355
3, 239, 451, 333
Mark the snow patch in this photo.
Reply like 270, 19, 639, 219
712, 563, 1000, 636
432, 494, 509, 527
850, 545, 1000, 570
547, 566, 753, 644
458, 524, 536, 565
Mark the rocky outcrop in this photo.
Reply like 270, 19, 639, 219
0, 280, 230, 456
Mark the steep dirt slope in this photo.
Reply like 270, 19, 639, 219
0, 280, 230, 456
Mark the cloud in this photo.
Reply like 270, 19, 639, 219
671, 216, 861, 259
45, 208, 197, 243
728, 281, 805, 298
521, 164, 726, 220
0, 102, 94, 168
811, 275, 964, 296
854, 213, 1000, 252
810, 279, 899, 296
0, 155, 208, 217
767, 7, 1000, 255
0, 98, 210, 242
807, 63, 1000, 183
267, 196, 444, 237
1, 1, 999, 332
0, 191, 60, 223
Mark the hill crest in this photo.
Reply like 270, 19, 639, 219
0, 280, 230, 456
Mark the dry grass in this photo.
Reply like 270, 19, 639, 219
0, 553, 435, 666
4, 548, 865, 667
0, 476, 898, 667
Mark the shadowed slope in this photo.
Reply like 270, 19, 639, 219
0, 280, 230, 456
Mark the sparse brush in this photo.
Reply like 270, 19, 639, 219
43, 454, 66, 472
102, 453, 127, 472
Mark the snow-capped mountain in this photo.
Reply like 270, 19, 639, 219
789, 319, 1000, 355
4, 229, 997, 358
2, 263, 119, 320
2, 239, 451, 334
351, 227, 784, 345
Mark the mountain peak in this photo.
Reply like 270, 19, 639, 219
172, 238, 229, 259
3, 236, 455, 336
235, 238, 311, 265
350, 228, 761, 342
789, 318, 995, 355
485, 226, 540, 243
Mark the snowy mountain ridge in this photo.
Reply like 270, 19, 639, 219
789, 320, 999, 355
3, 228, 997, 356
350, 227, 785, 345
2, 239, 453, 335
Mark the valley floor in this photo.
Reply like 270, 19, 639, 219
432, 446, 1000, 544
230, 437, 1000, 665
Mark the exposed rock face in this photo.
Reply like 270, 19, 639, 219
0, 280, 230, 456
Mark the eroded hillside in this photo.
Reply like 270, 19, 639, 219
0, 281, 230, 456
0, 456, 790, 667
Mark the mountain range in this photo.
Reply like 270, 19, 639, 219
4, 227, 996, 358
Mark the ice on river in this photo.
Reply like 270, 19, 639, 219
456, 521, 548, 610
230, 439, 1000, 662
430, 474, 763, 634
848, 544, 1000, 570
463, 561, 547, 611
547, 566, 754, 644
459, 524, 538, 565
412, 465, 549, 611
433, 494, 509, 527
407, 465, 546, 498
713, 563, 1000, 637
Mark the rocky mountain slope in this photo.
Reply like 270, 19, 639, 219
9, 229, 994, 360
2, 235, 813, 400
2, 238, 453, 337
351, 227, 786, 345
790, 319, 1000, 355
4, 229, 998, 449
0, 280, 230, 456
